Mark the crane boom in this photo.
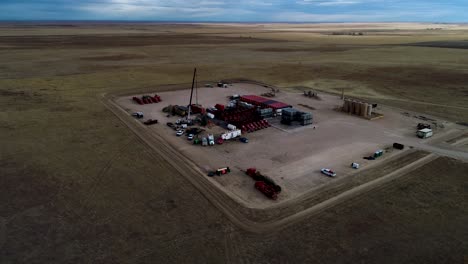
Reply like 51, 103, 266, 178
188, 67, 196, 120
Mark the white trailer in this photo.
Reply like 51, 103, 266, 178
221, 129, 242, 140
417, 128, 433, 139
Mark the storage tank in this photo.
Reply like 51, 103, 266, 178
227, 124, 236, 130
367, 104, 373, 117
343, 100, 349, 112
360, 103, 367, 117
207, 113, 215, 119
362, 103, 369, 117
353, 101, 359, 115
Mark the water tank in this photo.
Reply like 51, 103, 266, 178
207, 113, 215, 119
227, 124, 236, 130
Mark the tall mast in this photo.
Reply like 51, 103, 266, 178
188, 67, 196, 120
195, 70, 198, 105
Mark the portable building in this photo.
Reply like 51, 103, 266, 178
417, 128, 433, 139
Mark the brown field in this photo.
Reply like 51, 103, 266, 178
1, 22, 468, 263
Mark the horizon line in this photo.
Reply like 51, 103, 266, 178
0, 19, 467, 24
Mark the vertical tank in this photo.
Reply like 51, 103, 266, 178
343, 99, 349, 112
361, 103, 367, 117
367, 104, 373, 117
362, 103, 369, 117
354, 101, 360, 115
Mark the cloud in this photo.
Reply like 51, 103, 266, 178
0, 0, 464, 22
298, 0, 363, 6
273, 12, 386, 22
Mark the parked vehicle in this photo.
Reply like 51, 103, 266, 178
255, 181, 281, 200
143, 119, 158, 125
176, 130, 184, 136
208, 134, 215, 146
321, 168, 336, 177
202, 137, 208, 146
417, 123, 431, 130
393, 143, 405, 150
351, 163, 360, 169
132, 112, 144, 119
373, 150, 384, 158
245, 168, 281, 200
187, 134, 194, 140
216, 167, 230, 176
239, 137, 249, 143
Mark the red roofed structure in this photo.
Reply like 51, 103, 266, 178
240, 95, 291, 110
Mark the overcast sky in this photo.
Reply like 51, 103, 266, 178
0, 0, 466, 22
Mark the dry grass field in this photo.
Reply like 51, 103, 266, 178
1, 22, 468, 263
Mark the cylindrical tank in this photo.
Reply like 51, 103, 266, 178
207, 113, 215, 119
353, 101, 359, 115
362, 103, 369, 117
343, 100, 349, 112
361, 103, 367, 117
227, 124, 236, 130
367, 105, 373, 117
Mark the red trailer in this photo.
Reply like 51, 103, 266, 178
245, 167, 281, 200
255, 182, 279, 200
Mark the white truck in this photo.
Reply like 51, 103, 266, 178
208, 134, 215, 146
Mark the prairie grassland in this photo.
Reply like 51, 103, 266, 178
1, 23, 467, 263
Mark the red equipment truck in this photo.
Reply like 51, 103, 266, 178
245, 168, 281, 200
